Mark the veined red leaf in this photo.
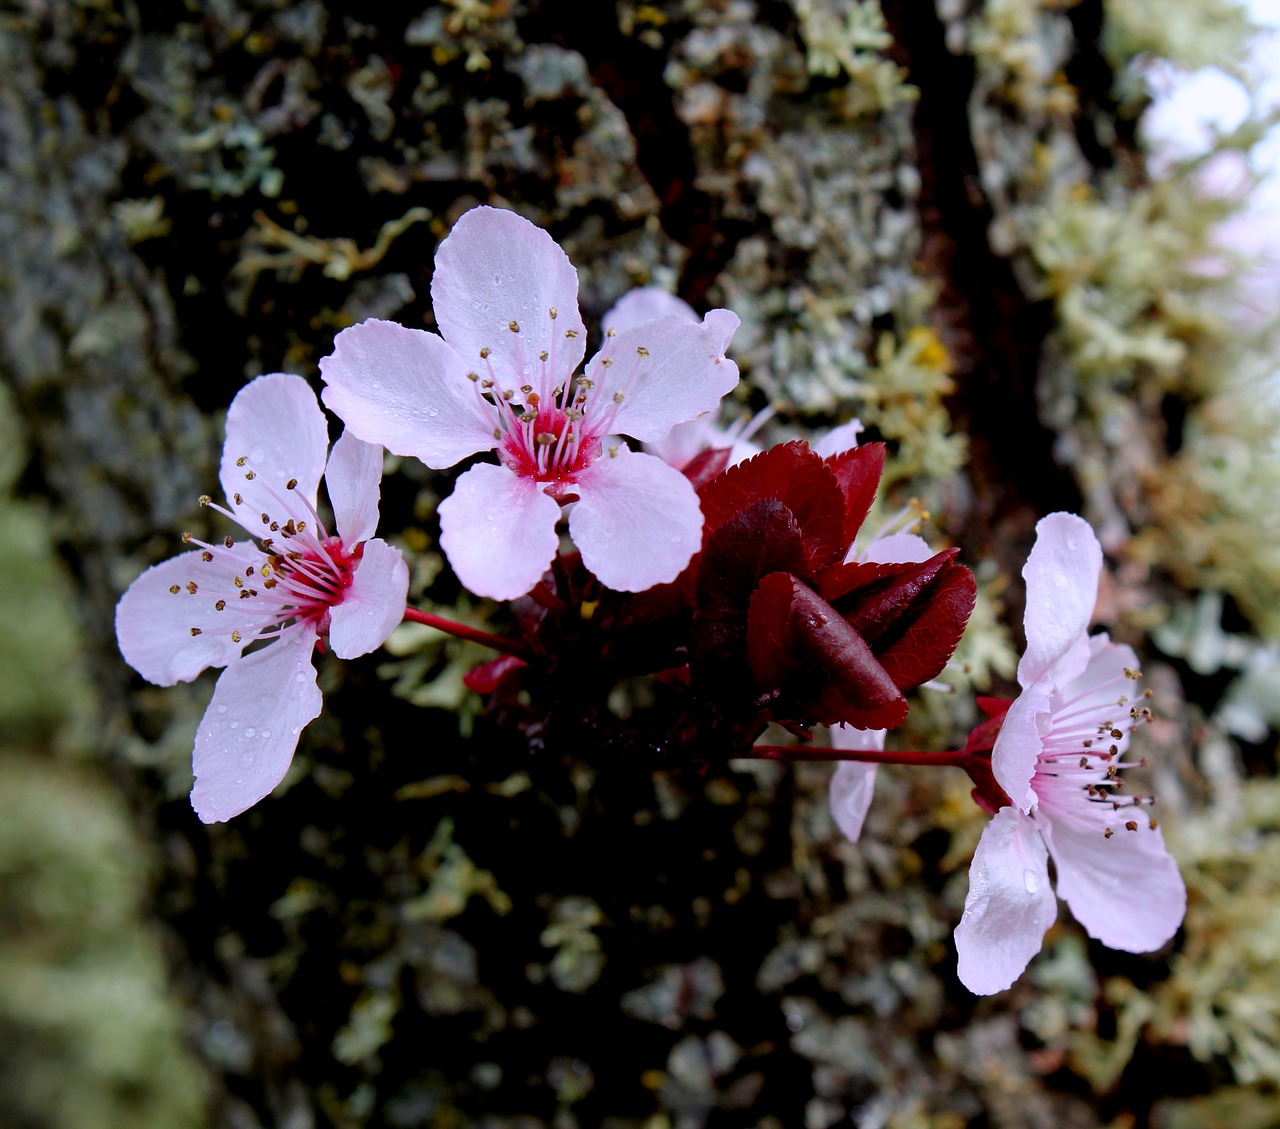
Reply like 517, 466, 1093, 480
871, 558, 977, 690
824, 441, 885, 548
692, 500, 809, 666
698, 441, 846, 574
746, 574, 907, 730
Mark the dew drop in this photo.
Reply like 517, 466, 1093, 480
484, 512, 495, 522
239, 753, 253, 768
243, 726, 257, 739
229, 720, 239, 730
216, 705, 227, 715
261, 729, 271, 739
294, 672, 307, 683
1023, 869, 1040, 894
427, 407, 439, 419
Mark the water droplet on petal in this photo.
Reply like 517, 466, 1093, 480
216, 705, 227, 715
229, 720, 239, 730
294, 672, 306, 683
239, 753, 253, 768
261, 729, 271, 739
426, 407, 439, 419
1023, 869, 1039, 894
243, 726, 257, 738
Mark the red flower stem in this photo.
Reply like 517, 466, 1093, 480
402, 606, 534, 660
747, 744, 973, 769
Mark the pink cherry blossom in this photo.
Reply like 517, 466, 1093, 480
115, 373, 409, 824
319, 208, 740, 600
954, 513, 1186, 995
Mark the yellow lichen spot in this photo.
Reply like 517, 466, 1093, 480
905, 326, 952, 374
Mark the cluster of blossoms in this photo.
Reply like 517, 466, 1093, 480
114, 206, 1186, 994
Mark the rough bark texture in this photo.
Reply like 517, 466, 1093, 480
1, 2, 1264, 1127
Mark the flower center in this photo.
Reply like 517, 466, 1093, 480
174, 464, 358, 647
462, 314, 654, 490
497, 404, 603, 485
1032, 662, 1163, 839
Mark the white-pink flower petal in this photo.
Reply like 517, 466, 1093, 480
569, 449, 703, 592
438, 462, 563, 600
954, 806, 1058, 995
115, 549, 260, 686
1018, 512, 1102, 688
1039, 802, 1186, 954
858, 532, 933, 566
827, 725, 885, 844
430, 206, 587, 392
584, 309, 740, 443
991, 676, 1053, 813
190, 626, 323, 824
327, 538, 410, 659
813, 419, 865, 459
320, 319, 497, 469
219, 373, 329, 526
602, 287, 697, 334
326, 430, 385, 545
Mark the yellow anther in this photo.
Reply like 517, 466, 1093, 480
549, 307, 558, 319
190, 627, 202, 636
215, 599, 226, 611
509, 320, 520, 333
636, 346, 649, 357
186, 582, 198, 594
169, 584, 180, 595
231, 630, 242, 643
286, 478, 298, 490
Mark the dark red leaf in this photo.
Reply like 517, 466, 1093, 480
964, 697, 1013, 752
463, 654, 528, 694
872, 558, 977, 690
691, 500, 809, 667
820, 549, 956, 638
680, 446, 732, 490
746, 574, 907, 729
824, 441, 886, 547
698, 441, 846, 574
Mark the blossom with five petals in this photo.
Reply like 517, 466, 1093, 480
319, 207, 740, 600
114, 373, 409, 823
954, 513, 1186, 994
